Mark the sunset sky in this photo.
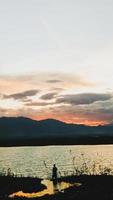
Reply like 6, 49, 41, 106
0, 0, 113, 125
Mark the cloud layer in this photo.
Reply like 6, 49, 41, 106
56, 93, 112, 105
3, 90, 39, 100
40, 92, 58, 100
0, 73, 112, 126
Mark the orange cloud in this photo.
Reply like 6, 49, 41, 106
30, 113, 106, 126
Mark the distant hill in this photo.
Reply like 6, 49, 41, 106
0, 117, 113, 146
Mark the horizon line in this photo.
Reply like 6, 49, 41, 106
0, 116, 109, 127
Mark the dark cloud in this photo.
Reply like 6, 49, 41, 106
40, 92, 58, 100
46, 79, 62, 83
25, 101, 55, 107
3, 90, 39, 100
50, 87, 64, 91
1, 96, 113, 125
56, 93, 112, 105
45, 101, 113, 125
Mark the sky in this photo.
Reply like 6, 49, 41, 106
0, 0, 113, 125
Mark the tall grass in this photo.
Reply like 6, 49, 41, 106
68, 150, 113, 176
0, 168, 14, 177
0, 152, 113, 179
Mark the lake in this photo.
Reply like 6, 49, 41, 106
0, 145, 113, 178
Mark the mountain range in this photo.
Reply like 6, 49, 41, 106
0, 117, 113, 146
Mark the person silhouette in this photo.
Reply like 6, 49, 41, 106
52, 164, 58, 181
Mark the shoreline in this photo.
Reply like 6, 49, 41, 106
0, 175, 46, 199
1, 175, 113, 200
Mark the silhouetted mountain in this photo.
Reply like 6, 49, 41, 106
0, 117, 113, 146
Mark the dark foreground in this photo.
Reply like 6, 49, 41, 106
0, 176, 46, 200
1, 175, 113, 200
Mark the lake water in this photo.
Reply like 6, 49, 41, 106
0, 145, 113, 178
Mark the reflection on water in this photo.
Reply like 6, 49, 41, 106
9, 179, 82, 198
1, 145, 113, 178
